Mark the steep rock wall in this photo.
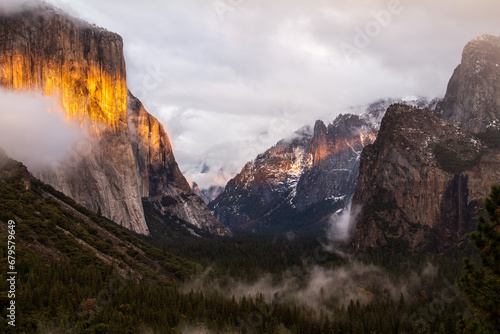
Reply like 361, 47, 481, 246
0, 7, 148, 234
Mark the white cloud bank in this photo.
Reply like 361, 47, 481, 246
0, 89, 85, 171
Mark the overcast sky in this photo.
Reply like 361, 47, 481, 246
4, 0, 500, 188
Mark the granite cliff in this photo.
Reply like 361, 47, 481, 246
0, 5, 228, 236
353, 35, 500, 252
438, 35, 500, 133
128, 94, 228, 236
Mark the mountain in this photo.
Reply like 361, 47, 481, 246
210, 125, 315, 232
352, 35, 500, 252
210, 98, 433, 233
437, 34, 500, 133
127, 94, 229, 237
0, 5, 229, 237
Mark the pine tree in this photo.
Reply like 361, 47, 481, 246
398, 292, 406, 311
459, 184, 500, 332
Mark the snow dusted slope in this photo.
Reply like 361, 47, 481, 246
210, 97, 437, 233
210, 126, 313, 230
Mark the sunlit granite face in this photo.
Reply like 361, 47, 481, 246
0, 8, 127, 133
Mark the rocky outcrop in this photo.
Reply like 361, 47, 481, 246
0, 5, 127, 128
36, 128, 148, 234
438, 35, 500, 133
351, 104, 500, 252
128, 93, 191, 197
353, 36, 500, 252
293, 114, 376, 213
128, 94, 229, 236
210, 97, 436, 233
0, 5, 228, 236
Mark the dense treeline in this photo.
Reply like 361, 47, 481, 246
0, 225, 476, 333
0, 160, 484, 333
0, 239, 471, 334
0, 246, 470, 334
149, 233, 342, 282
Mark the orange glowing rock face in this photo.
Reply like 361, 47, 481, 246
0, 11, 127, 132
311, 135, 377, 166
0, 52, 127, 131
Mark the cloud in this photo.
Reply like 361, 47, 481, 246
327, 203, 352, 243
183, 259, 447, 315
17, 0, 500, 188
325, 201, 363, 253
0, 0, 35, 13
0, 89, 85, 171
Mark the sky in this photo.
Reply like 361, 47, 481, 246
3, 0, 500, 188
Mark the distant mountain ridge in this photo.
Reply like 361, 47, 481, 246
210, 97, 436, 233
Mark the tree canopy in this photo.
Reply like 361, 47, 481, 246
459, 184, 500, 333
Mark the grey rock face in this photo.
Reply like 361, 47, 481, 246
36, 129, 149, 234
293, 115, 374, 212
438, 35, 500, 133
352, 105, 496, 252
199, 185, 225, 205
353, 37, 500, 252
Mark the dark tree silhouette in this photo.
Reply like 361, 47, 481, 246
459, 184, 500, 333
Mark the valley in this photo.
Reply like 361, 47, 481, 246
0, 2, 499, 334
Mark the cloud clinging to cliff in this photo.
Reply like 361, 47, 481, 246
0, 89, 85, 170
